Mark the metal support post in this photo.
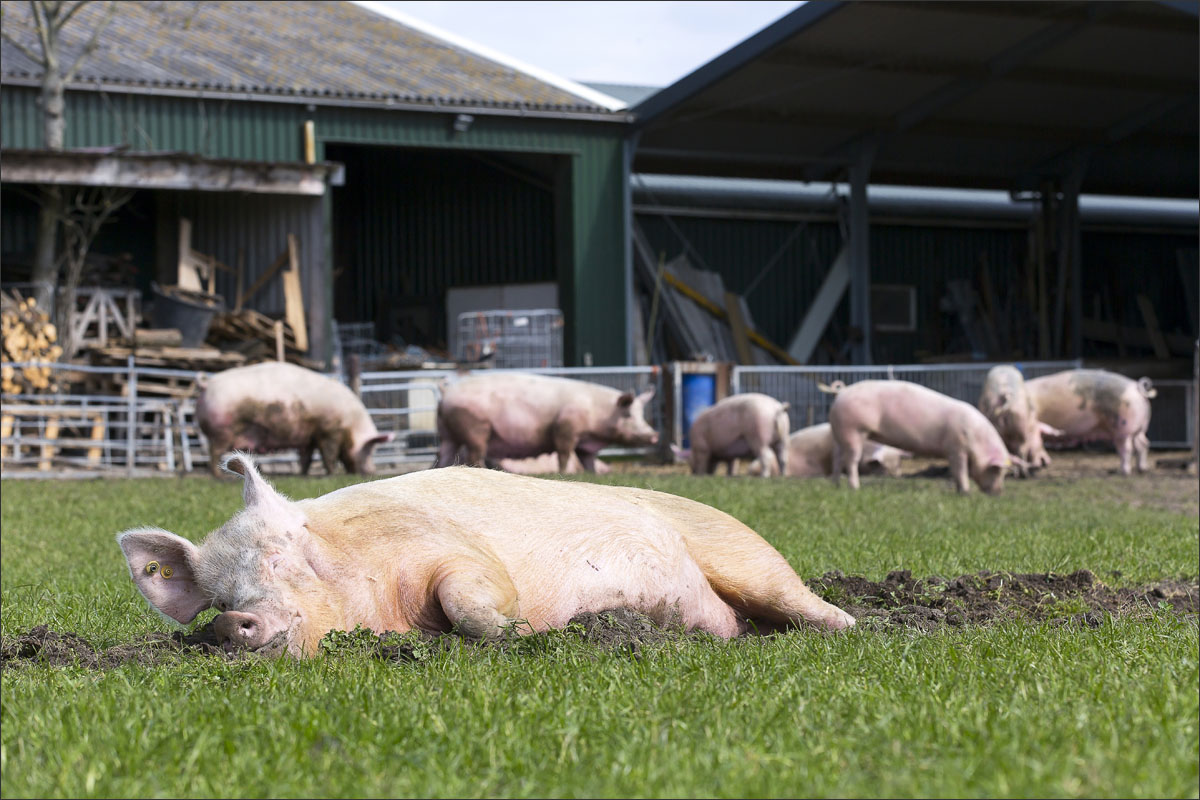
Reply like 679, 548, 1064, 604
126, 355, 136, 476
848, 146, 875, 364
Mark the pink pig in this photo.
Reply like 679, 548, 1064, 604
978, 365, 1061, 473
685, 393, 790, 477
765, 423, 908, 478
828, 380, 1014, 494
195, 361, 393, 477
436, 372, 658, 473
117, 454, 855, 657
1025, 369, 1156, 475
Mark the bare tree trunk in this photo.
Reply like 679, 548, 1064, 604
29, 11, 65, 313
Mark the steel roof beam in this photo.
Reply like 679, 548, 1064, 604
1013, 94, 1197, 189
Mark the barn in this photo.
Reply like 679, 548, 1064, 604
1, 0, 633, 366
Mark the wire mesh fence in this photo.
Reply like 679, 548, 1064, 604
456, 309, 564, 368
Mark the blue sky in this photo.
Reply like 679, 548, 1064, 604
353, 1, 803, 87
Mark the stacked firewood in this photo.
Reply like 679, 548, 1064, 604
1, 291, 63, 393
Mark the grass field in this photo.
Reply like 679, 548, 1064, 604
2, 460, 1197, 798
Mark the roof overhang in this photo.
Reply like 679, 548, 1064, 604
631, 1, 1199, 199
0, 148, 346, 195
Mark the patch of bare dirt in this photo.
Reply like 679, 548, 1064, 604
1, 622, 234, 670
5, 572, 1194, 669
810, 569, 1198, 631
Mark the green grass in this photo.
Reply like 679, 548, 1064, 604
2, 471, 1197, 798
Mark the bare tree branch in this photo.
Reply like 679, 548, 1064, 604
29, 1, 54, 60
63, 0, 116, 83
0, 26, 44, 64
56, 0, 91, 30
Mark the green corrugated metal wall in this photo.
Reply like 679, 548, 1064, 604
1, 85, 630, 365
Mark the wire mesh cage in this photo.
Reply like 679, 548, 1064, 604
457, 309, 564, 368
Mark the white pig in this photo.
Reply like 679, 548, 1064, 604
978, 365, 1062, 474
436, 373, 658, 473
117, 453, 855, 657
1025, 369, 1156, 475
195, 361, 393, 477
828, 380, 1014, 494
748, 423, 908, 478
684, 393, 790, 477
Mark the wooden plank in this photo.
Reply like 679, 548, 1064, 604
1136, 294, 1170, 359
1, 413, 12, 460
87, 413, 105, 465
239, 248, 289, 309
724, 290, 754, 365
274, 320, 285, 362
39, 415, 59, 471
177, 218, 204, 292
282, 234, 308, 352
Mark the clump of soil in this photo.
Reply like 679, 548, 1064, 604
4, 571, 1195, 669
810, 569, 1198, 631
1, 621, 234, 670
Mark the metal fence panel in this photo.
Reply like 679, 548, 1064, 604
730, 361, 1082, 431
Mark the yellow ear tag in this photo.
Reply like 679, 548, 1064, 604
144, 561, 159, 575
161, 565, 174, 579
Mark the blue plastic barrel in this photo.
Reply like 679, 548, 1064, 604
681, 373, 716, 448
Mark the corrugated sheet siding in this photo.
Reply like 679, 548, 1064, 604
329, 145, 555, 345
0, 186, 39, 259
636, 213, 1030, 363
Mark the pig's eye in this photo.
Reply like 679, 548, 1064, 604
215, 600, 228, 612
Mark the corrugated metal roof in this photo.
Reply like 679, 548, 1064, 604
0, 0, 621, 114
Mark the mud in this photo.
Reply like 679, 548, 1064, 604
4, 571, 1195, 669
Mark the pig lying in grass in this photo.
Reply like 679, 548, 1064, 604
1025, 369, 1156, 475
827, 380, 1015, 494
196, 362, 393, 477
748, 423, 909, 478
437, 372, 658, 473
684, 393, 790, 477
117, 454, 855, 657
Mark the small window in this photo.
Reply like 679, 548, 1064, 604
871, 284, 917, 332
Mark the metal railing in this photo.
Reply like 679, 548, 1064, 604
4, 358, 1191, 477
2, 362, 666, 476
728, 360, 1195, 450
358, 366, 665, 467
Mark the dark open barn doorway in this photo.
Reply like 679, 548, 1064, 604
327, 144, 571, 360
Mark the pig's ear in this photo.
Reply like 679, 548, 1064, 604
364, 432, 394, 450
617, 392, 635, 408
117, 527, 210, 624
222, 452, 286, 508
637, 386, 656, 403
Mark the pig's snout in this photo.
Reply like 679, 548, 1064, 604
214, 610, 268, 652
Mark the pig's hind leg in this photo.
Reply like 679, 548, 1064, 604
691, 531, 855, 633
435, 560, 522, 639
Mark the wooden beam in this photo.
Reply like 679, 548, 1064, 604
1136, 294, 1170, 359
238, 248, 290, 310
724, 291, 754, 365
282, 235, 308, 352
660, 270, 797, 365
